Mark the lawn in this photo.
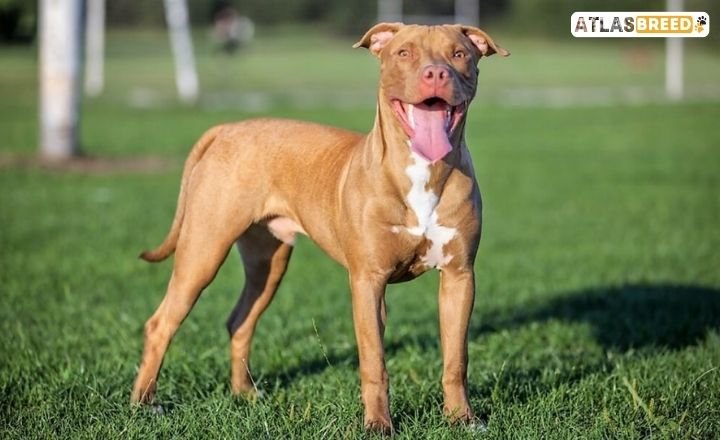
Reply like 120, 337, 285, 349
1, 28, 719, 439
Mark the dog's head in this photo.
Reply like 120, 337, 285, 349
355, 23, 509, 163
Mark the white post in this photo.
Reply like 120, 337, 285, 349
378, 0, 402, 22
39, 0, 83, 160
455, 0, 479, 26
84, 0, 105, 96
163, 0, 199, 104
666, 0, 684, 100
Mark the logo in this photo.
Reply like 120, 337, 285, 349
571, 12, 710, 37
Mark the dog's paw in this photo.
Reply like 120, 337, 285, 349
232, 386, 265, 403
130, 386, 156, 407
364, 418, 394, 436
444, 404, 475, 424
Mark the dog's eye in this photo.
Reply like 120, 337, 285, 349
398, 49, 410, 58
453, 50, 466, 59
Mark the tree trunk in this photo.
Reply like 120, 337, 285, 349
665, 0, 684, 100
164, 0, 199, 104
378, 0, 402, 22
84, 0, 105, 96
455, 0, 479, 27
39, 0, 83, 160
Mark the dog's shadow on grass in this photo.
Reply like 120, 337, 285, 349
261, 283, 720, 432
274, 283, 720, 388
479, 283, 720, 351
463, 282, 720, 414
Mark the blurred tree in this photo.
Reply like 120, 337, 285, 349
0, 0, 36, 43
164, 0, 199, 103
329, 0, 377, 35
84, 0, 105, 96
512, 0, 667, 36
85, 0, 720, 46
39, 0, 83, 159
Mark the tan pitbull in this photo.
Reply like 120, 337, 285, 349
131, 23, 508, 433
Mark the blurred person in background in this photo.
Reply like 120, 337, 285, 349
211, 0, 254, 54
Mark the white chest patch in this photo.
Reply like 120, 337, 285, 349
402, 149, 457, 268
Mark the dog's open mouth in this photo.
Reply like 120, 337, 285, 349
391, 97, 466, 163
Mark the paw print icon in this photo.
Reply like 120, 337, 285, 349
695, 15, 707, 33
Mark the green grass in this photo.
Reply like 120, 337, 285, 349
2, 28, 720, 438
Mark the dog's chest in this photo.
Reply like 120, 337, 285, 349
390, 152, 457, 271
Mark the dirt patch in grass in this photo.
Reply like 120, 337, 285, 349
0, 152, 181, 174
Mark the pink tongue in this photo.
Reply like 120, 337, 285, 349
410, 104, 452, 163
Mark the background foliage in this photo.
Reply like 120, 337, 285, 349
2, 0, 717, 42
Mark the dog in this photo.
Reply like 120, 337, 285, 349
131, 23, 508, 434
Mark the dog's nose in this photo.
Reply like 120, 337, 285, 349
421, 65, 450, 88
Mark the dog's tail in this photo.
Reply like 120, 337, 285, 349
139, 126, 221, 262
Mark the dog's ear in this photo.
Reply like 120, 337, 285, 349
459, 26, 510, 58
353, 22, 403, 57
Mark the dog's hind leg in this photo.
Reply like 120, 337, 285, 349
131, 176, 251, 405
226, 224, 293, 395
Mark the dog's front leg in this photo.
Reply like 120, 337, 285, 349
438, 267, 476, 423
349, 272, 393, 434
